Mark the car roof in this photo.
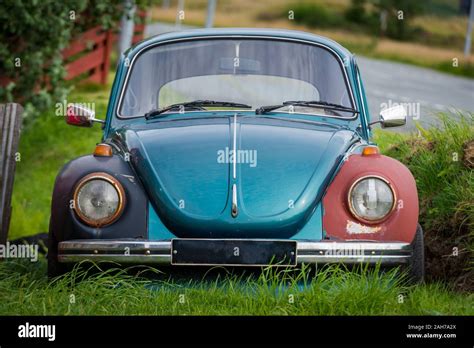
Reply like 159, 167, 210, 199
126, 28, 354, 62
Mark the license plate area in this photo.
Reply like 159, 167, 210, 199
171, 239, 297, 266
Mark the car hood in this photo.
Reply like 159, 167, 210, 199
115, 115, 358, 238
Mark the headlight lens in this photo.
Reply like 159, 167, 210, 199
74, 173, 125, 226
349, 176, 394, 222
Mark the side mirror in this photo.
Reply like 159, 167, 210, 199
66, 104, 104, 127
379, 105, 407, 128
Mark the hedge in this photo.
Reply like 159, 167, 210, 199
0, 0, 154, 119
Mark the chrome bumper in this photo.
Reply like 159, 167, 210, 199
58, 239, 412, 265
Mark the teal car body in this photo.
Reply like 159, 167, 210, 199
49, 28, 422, 277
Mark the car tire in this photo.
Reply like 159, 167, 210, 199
407, 224, 425, 283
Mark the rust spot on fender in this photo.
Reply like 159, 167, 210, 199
346, 220, 381, 234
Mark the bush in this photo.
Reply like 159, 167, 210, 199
0, 0, 153, 120
285, 2, 342, 29
345, 0, 368, 24
375, 114, 474, 291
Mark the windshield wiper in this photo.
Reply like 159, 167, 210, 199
255, 100, 359, 115
145, 100, 252, 119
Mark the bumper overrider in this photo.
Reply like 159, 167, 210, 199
57, 239, 412, 266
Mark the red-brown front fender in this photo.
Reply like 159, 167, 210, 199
322, 153, 418, 243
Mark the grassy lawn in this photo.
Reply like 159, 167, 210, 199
3, 74, 473, 315
150, 0, 474, 77
0, 260, 472, 315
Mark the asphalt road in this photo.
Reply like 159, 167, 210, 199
145, 23, 474, 132
357, 56, 474, 131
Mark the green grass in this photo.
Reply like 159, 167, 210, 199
0, 259, 472, 315
374, 114, 474, 289
374, 114, 473, 237
369, 53, 474, 79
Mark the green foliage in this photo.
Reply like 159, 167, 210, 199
0, 1, 75, 119
436, 61, 474, 79
376, 114, 473, 239
0, 0, 154, 120
419, 0, 460, 16
366, 51, 474, 79
286, 2, 342, 28
374, 113, 474, 290
345, 0, 368, 24
0, 259, 472, 315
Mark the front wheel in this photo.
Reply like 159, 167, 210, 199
407, 224, 425, 283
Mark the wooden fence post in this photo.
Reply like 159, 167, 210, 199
0, 103, 23, 245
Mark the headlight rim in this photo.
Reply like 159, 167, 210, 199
347, 174, 397, 224
73, 172, 126, 227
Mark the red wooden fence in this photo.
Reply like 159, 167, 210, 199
64, 13, 146, 84
63, 27, 113, 85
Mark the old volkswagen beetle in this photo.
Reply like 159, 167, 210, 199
48, 28, 424, 281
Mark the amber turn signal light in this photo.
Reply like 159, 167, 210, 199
93, 143, 113, 157
362, 145, 380, 156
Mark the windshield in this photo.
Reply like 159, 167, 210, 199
119, 38, 354, 118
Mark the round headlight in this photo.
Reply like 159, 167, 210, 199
348, 176, 395, 223
73, 173, 125, 227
